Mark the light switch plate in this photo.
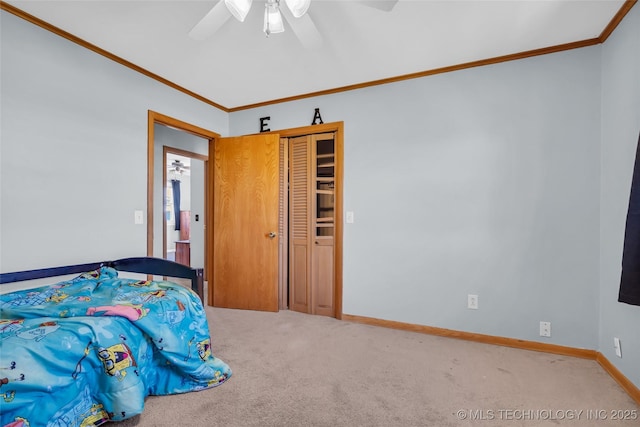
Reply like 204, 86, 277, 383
614, 337, 622, 358
134, 210, 144, 225
346, 211, 354, 223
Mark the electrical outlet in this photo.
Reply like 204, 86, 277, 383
614, 337, 622, 358
467, 294, 478, 310
539, 321, 551, 337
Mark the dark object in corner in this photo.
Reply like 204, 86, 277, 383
619, 131, 640, 306
172, 179, 181, 231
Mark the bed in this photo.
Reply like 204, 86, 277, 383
0, 257, 231, 427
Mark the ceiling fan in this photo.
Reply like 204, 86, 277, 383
189, 0, 399, 50
169, 159, 190, 174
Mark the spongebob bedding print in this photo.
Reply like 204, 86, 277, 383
0, 267, 231, 427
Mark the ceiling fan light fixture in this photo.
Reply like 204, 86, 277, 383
264, 1, 285, 36
285, 0, 311, 18
225, 0, 253, 22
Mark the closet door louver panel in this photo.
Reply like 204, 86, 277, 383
289, 136, 311, 313
278, 138, 289, 310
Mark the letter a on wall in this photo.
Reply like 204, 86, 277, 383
619, 131, 640, 306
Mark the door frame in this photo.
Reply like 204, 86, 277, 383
148, 114, 343, 318
147, 111, 219, 281
271, 121, 344, 320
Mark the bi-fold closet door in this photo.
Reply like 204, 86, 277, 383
284, 132, 336, 317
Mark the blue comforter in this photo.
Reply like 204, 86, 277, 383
0, 267, 231, 427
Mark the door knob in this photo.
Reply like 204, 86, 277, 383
268, 232, 277, 239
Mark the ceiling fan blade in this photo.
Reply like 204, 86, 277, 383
358, 0, 399, 12
188, 1, 232, 41
281, 7, 323, 50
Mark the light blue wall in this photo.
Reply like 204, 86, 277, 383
230, 46, 603, 351
229, 7, 640, 389
599, 4, 640, 389
0, 11, 228, 271
1, 2, 638, 390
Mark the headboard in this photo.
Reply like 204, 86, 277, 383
0, 257, 204, 301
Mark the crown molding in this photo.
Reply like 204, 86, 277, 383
2, 0, 636, 113
0, 1, 230, 113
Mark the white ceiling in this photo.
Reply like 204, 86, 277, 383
3, 0, 629, 110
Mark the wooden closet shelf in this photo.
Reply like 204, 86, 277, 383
316, 217, 334, 223
316, 222, 334, 227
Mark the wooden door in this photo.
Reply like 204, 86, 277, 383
278, 138, 289, 310
288, 132, 336, 316
311, 133, 336, 316
289, 136, 311, 313
210, 134, 280, 312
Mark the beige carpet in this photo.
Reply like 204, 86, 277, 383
115, 307, 638, 427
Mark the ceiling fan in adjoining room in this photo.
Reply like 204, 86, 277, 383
188, 0, 399, 50
169, 159, 190, 175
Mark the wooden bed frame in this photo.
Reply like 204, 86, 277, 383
0, 257, 204, 300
